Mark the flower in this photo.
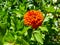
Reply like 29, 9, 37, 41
24, 10, 44, 28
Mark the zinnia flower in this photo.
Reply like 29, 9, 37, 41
24, 10, 44, 29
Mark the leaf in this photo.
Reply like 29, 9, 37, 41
39, 26, 48, 32
57, 9, 60, 12
52, 27, 58, 31
16, 37, 29, 45
33, 31, 43, 44
4, 42, 14, 45
0, 35, 3, 45
21, 26, 31, 34
4, 30, 15, 42
45, 5, 55, 12
21, 39, 29, 45
27, 29, 33, 39
0, 23, 7, 36
17, 20, 24, 30
0, 41, 3, 45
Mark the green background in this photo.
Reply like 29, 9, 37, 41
0, 0, 60, 45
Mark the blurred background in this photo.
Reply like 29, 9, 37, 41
0, 0, 60, 45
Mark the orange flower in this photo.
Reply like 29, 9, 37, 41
24, 10, 44, 29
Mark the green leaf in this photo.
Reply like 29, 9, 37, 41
0, 41, 3, 45
33, 31, 43, 44
21, 39, 29, 45
4, 42, 14, 45
17, 20, 24, 30
4, 30, 15, 42
57, 9, 60, 12
52, 27, 58, 31
16, 37, 29, 45
0, 23, 6, 36
39, 26, 48, 32
0, 35, 3, 45
45, 5, 55, 12
21, 26, 31, 34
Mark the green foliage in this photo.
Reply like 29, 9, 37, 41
0, 0, 59, 45
33, 31, 44, 44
